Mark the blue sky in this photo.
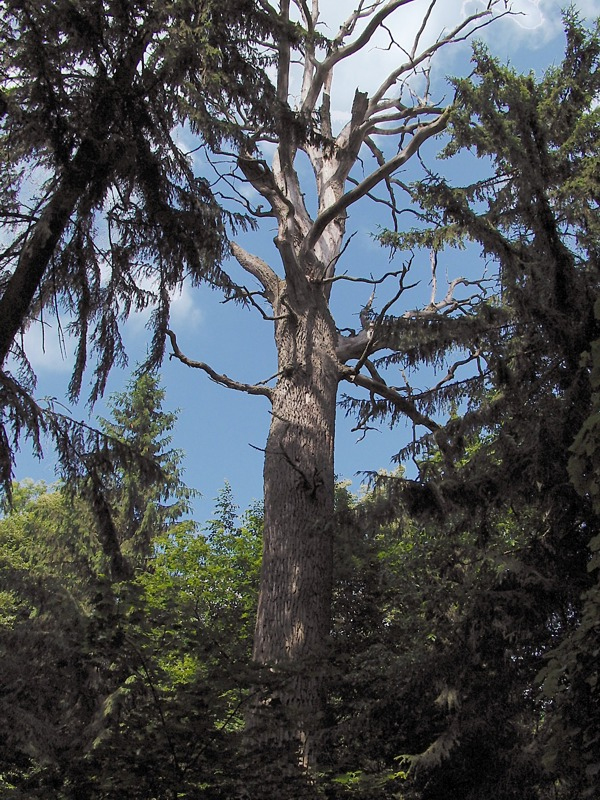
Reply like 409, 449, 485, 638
12, 0, 599, 522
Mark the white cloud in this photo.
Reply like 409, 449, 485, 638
14, 281, 202, 382
310, 0, 580, 131
506, 0, 546, 30
259, 140, 278, 161
467, 0, 562, 42
126, 277, 203, 340
168, 282, 203, 330
18, 318, 76, 375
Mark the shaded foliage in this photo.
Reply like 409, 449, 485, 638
0, 0, 279, 495
362, 11, 600, 799
0, 375, 262, 799
2, 11, 600, 800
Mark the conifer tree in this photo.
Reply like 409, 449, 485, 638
162, 3, 514, 768
0, 371, 198, 795
0, 0, 277, 488
2, 0, 567, 776
94, 371, 197, 571
370, 12, 600, 797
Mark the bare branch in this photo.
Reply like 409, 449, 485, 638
317, 230, 358, 280
230, 241, 280, 301
343, 368, 440, 432
367, 2, 513, 111
366, 103, 446, 135
203, 149, 277, 219
237, 153, 293, 219
332, 0, 383, 49
223, 285, 289, 322
352, 424, 381, 442
425, 349, 483, 395
335, 261, 417, 363
333, 250, 413, 358
301, 108, 450, 262
166, 330, 273, 399
277, 0, 292, 104
351, 260, 417, 370
236, 151, 313, 291
322, 266, 414, 287
364, 357, 386, 384
301, 0, 416, 114
411, 0, 436, 60
293, 0, 314, 32
429, 249, 438, 306
336, 329, 373, 363
298, 0, 319, 103
404, 272, 493, 317
344, 175, 399, 213
364, 135, 399, 229
336, 251, 492, 364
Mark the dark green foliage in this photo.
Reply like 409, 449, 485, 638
3, 10, 600, 799
94, 372, 197, 566
0, 0, 279, 495
316, 482, 544, 799
362, 11, 600, 798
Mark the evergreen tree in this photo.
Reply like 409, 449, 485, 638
0, 373, 254, 798
161, 2, 513, 768
96, 371, 197, 568
369, 12, 600, 798
0, 0, 277, 489
4, 0, 594, 781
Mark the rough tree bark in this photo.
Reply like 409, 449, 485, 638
255, 283, 338, 767
167, 0, 513, 772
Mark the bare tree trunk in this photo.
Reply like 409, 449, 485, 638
251, 282, 338, 769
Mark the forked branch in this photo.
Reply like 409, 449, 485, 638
368, 1, 513, 110
301, 0, 417, 114
301, 109, 450, 261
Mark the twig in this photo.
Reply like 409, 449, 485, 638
222, 285, 288, 322
319, 265, 414, 287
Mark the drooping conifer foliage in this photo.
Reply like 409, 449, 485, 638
0, 0, 277, 492
0, 374, 263, 798
2, 4, 600, 796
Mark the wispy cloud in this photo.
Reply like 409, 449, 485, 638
125, 276, 203, 340
15, 276, 203, 379
319, 0, 578, 130
169, 282, 203, 330
19, 317, 76, 375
